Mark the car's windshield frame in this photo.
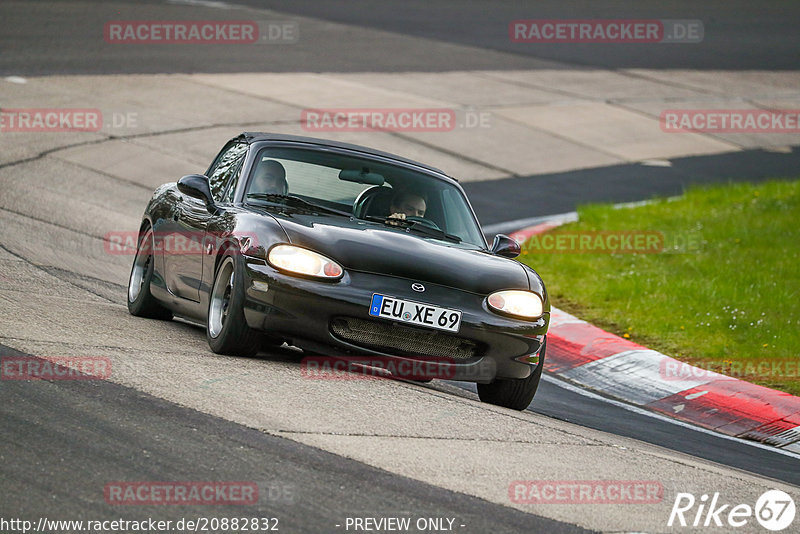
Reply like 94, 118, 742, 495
236, 141, 488, 249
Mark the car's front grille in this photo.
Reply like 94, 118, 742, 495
330, 317, 478, 360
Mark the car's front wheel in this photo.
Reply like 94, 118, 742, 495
127, 225, 172, 320
477, 339, 545, 410
207, 253, 260, 356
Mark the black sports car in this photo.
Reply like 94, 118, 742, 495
127, 133, 550, 410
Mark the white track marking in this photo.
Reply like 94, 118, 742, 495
166, 0, 234, 9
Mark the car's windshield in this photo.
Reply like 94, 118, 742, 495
245, 146, 486, 248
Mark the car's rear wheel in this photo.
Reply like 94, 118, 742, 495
207, 253, 260, 356
127, 225, 172, 319
477, 339, 545, 410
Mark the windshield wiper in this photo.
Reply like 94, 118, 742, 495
247, 193, 351, 217
408, 223, 462, 243
373, 216, 462, 243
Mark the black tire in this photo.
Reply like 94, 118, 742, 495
127, 225, 172, 319
477, 339, 546, 410
206, 253, 260, 356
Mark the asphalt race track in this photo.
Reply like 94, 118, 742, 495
0, 344, 584, 534
1, 1, 799, 533
4, 0, 799, 73
456, 377, 800, 486
466, 147, 800, 227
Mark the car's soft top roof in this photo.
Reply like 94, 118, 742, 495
240, 132, 455, 181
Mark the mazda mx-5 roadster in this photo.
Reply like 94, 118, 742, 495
127, 132, 550, 410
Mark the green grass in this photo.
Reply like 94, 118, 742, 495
519, 179, 800, 396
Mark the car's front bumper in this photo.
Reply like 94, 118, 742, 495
241, 256, 549, 382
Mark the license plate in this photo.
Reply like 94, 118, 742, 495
368, 294, 462, 333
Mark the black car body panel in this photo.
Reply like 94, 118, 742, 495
271, 212, 532, 294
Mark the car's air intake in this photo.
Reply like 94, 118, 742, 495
330, 317, 478, 360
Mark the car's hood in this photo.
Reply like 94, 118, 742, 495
269, 212, 530, 294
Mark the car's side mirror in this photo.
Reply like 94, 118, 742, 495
491, 234, 521, 258
177, 174, 217, 211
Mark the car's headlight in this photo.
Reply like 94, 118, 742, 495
487, 290, 543, 319
268, 244, 343, 279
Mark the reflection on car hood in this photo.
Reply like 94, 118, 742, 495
271, 212, 529, 294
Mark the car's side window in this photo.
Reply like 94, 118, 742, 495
207, 142, 248, 203
223, 155, 246, 204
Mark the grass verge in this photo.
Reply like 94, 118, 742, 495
519, 179, 800, 396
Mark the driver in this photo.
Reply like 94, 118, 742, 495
250, 160, 288, 196
387, 190, 426, 222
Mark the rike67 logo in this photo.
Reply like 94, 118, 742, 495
668, 490, 795, 531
